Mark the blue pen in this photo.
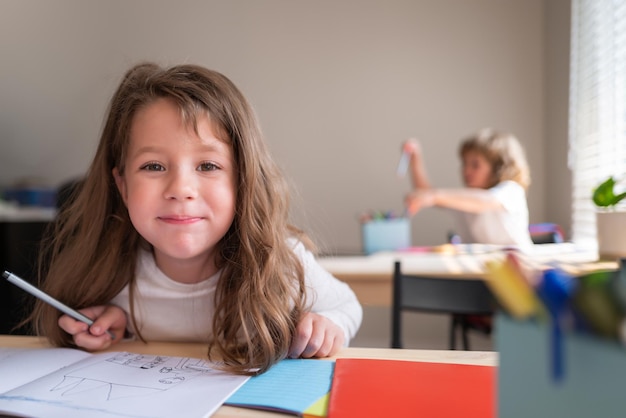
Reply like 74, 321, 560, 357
3, 271, 116, 339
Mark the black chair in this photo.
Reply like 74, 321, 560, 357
391, 261, 495, 350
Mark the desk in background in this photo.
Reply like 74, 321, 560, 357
318, 243, 615, 307
0, 335, 497, 418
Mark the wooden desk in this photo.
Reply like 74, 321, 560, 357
0, 335, 497, 418
319, 243, 616, 307
319, 250, 492, 307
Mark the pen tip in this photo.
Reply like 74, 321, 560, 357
2, 271, 10, 279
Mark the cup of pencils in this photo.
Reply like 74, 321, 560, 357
359, 210, 411, 255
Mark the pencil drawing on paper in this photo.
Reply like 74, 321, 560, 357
0, 349, 249, 418
49, 353, 215, 401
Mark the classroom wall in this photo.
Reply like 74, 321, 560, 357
544, 0, 572, 239
0, 0, 567, 253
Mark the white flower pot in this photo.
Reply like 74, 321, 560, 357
596, 211, 626, 260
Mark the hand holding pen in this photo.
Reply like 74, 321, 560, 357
396, 138, 420, 178
3, 271, 126, 350
398, 138, 433, 217
57, 304, 127, 351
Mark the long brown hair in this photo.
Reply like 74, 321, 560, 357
31, 63, 308, 374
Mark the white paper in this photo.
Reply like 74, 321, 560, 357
0, 348, 249, 418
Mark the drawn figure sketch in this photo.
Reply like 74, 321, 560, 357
51, 353, 214, 400
0, 351, 249, 418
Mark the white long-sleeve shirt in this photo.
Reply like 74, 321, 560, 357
110, 240, 363, 344
453, 180, 533, 249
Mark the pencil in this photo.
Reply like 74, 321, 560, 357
2, 271, 115, 339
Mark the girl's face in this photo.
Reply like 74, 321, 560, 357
461, 150, 493, 189
113, 98, 236, 281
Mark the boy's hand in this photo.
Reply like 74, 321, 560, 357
58, 305, 127, 351
289, 312, 345, 359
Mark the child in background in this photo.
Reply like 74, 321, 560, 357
30, 63, 362, 375
403, 128, 533, 249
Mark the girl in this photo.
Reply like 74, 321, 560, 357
403, 128, 533, 249
30, 63, 362, 375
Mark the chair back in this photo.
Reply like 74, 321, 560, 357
391, 261, 494, 348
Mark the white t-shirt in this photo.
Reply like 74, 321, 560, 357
452, 180, 533, 249
110, 240, 363, 344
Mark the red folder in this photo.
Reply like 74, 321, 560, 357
327, 358, 495, 418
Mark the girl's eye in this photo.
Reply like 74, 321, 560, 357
140, 162, 165, 171
198, 162, 219, 171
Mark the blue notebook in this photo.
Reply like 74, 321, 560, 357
225, 358, 334, 417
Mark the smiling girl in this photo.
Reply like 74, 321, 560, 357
30, 63, 362, 375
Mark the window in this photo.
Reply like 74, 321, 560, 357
569, 0, 626, 245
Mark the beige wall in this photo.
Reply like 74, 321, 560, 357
0, 0, 570, 252
544, 0, 572, 239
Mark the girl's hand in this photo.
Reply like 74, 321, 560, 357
58, 305, 127, 351
405, 189, 437, 215
403, 138, 422, 159
288, 312, 345, 359
403, 138, 431, 189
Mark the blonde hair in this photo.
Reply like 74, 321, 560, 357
459, 128, 531, 189
31, 63, 309, 375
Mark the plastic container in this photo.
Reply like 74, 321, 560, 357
361, 218, 411, 255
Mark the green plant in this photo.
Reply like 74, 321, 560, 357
592, 176, 626, 208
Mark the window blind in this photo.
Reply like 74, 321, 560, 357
569, 0, 626, 245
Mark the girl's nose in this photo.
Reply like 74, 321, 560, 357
163, 170, 198, 200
